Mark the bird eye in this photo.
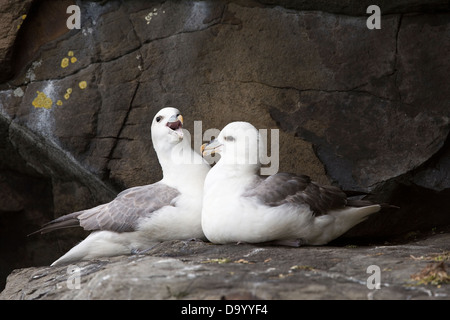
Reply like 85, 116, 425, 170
156, 116, 162, 123
224, 136, 235, 142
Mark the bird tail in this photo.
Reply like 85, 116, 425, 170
50, 231, 131, 266
332, 204, 381, 235
346, 199, 399, 209
309, 204, 382, 245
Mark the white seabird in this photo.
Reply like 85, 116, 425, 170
33, 107, 211, 266
201, 121, 384, 246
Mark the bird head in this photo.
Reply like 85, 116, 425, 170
151, 107, 184, 151
202, 121, 260, 168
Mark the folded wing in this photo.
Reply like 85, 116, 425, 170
33, 183, 180, 234
243, 172, 365, 215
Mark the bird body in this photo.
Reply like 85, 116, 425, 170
34, 108, 210, 266
201, 122, 382, 246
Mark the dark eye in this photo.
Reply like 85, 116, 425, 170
224, 136, 235, 142
156, 116, 162, 122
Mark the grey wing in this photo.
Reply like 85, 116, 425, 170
33, 183, 180, 234
79, 183, 180, 232
242, 172, 348, 215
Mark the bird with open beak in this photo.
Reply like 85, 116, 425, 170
31, 108, 210, 266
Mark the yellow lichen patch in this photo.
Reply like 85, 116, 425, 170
78, 81, 87, 89
56, 100, 63, 106
17, 14, 27, 30
61, 51, 78, 68
61, 57, 69, 68
64, 88, 72, 100
32, 91, 53, 109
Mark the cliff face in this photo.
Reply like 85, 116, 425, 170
0, 0, 449, 293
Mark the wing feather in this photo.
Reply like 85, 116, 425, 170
243, 172, 348, 215
32, 183, 180, 234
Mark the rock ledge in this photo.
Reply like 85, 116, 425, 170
1, 233, 449, 300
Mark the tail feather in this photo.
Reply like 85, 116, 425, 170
50, 231, 132, 266
309, 204, 383, 245
329, 204, 382, 241
346, 199, 399, 209
28, 211, 83, 236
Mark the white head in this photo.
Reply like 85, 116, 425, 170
202, 121, 261, 170
151, 107, 184, 154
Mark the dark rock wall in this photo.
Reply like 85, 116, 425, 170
0, 0, 449, 289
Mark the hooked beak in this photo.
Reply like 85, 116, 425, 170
166, 114, 184, 139
166, 114, 184, 130
201, 138, 223, 157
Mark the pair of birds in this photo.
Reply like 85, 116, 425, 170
34, 107, 383, 266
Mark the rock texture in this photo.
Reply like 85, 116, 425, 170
1, 234, 449, 300
0, 0, 34, 82
0, 0, 449, 295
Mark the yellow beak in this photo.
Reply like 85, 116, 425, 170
201, 139, 222, 157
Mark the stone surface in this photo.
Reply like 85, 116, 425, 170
0, 0, 34, 82
255, 0, 450, 15
0, 0, 449, 295
1, 233, 449, 300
